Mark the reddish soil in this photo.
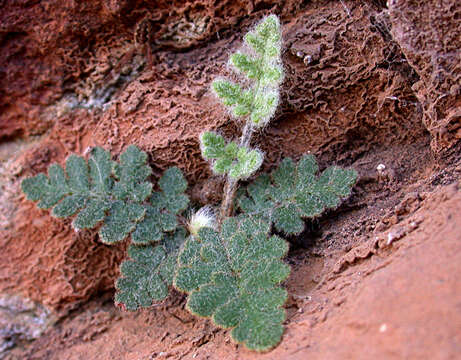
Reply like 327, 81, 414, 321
1, 0, 460, 359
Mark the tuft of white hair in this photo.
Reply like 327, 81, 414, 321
188, 206, 216, 237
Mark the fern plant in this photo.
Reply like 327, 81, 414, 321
21, 145, 190, 310
21, 15, 357, 352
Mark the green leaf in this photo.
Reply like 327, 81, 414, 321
213, 157, 232, 175
261, 65, 283, 85
159, 167, 187, 195
250, 89, 279, 127
113, 145, 152, 202
22, 147, 191, 308
22, 174, 50, 202
213, 15, 283, 130
244, 15, 281, 60
237, 154, 358, 235
115, 228, 187, 311
51, 194, 87, 218
255, 15, 280, 43
230, 52, 262, 80
244, 33, 265, 55
200, 132, 226, 159
73, 199, 110, 230
159, 167, 190, 214
22, 144, 191, 246
273, 204, 304, 235
229, 148, 263, 180
88, 147, 114, 194
296, 154, 318, 185
66, 155, 90, 194
271, 157, 296, 202
224, 288, 286, 351
131, 205, 163, 245
99, 201, 145, 244
131, 168, 189, 245
201, 132, 263, 180
212, 80, 243, 106
237, 175, 272, 214
21, 164, 70, 209
175, 217, 290, 351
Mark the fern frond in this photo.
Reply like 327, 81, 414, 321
112, 145, 152, 202
200, 132, 263, 180
212, 15, 283, 128
21, 146, 189, 244
115, 228, 187, 310
131, 167, 189, 245
237, 155, 357, 235
174, 216, 290, 351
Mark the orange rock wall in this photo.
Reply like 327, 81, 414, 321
0, 0, 459, 311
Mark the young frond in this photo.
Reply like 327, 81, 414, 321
200, 132, 263, 180
212, 15, 283, 128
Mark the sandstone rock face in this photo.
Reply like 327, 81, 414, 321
0, 0, 458, 313
0, 0, 307, 312
389, 0, 461, 151
0, 294, 56, 356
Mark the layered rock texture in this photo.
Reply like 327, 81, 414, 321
389, 0, 461, 151
0, 1, 459, 356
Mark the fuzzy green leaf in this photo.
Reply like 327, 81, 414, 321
99, 201, 145, 244
21, 174, 52, 203
200, 132, 226, 158
22, 146, 191, 314
273, 204, 304, 235
159, 167, 187, 195
244, 33, 265, 55
131, 169, 189, 245
51, 194, 87, 218
231, 52, 262, 80
113, 145, 152, 202
201, 132, 263, 180
233, 104, 251, 117
229, 148, 263, 180
244, 15, 281, 59
212, 80, 243, 106
72, 199, 110, 230
66, 155, 90, 194
261, 65, 283, 86
238, 154, 357, 235
175, 216, 290, 351
255, 15, 280, 43
88, 147, 114, 194
131, 205, 163, 244
220, 288, 286, 351
250, 89, 279, 126
159, 167, 189, 214
115, 228, 187, 311
22, 146, 189, 247
212, 79, 255, 119
213, 15, 283, 127
21, 164, 71, 209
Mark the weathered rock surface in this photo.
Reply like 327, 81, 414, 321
0, 293, 56, 357
0, 2, 459, 351
7, 155, 461, 360
389, 0, 461, 151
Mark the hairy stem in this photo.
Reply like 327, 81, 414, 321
219, 123, 255, 223
219, 177, 237, 221
239, 122, 255, 148
217, 16, 282, 225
